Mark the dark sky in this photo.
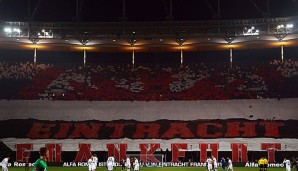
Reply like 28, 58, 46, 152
0, 0, 298, 22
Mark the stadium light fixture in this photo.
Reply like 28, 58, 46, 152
224, 37, 235, 45
13, 28, 21, 33
38, 29, 53, 38
4, 27, 21, 37
277, 24, 284, 29
4, 27, 12, 33
243, 26, 259, 36
276, 24, 294, 34
286, 24, 293, 28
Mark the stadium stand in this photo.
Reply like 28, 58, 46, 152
0, 58, 297, 101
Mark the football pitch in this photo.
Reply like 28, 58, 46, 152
7, 167, 283, 171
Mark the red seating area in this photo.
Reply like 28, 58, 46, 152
0, 59, 297, 101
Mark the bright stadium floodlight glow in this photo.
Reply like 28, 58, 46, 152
4, 27, 12, 33
277, 24, 294, 34
277, 24, 284, 29
13, 28, 21, 33
4, 27, 21, 37
286, 24, 293, 28
243, 26, 259, 36
38, 29, 53, 38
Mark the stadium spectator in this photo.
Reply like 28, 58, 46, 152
1, 59, 298, 101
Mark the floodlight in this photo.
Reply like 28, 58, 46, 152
286, 24, 293, 28
13, 28, 21, 33
243, 26, 259, 35
277, 24, 284, 29
4, 27, 12, 33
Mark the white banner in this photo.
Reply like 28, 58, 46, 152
0, 98, 298, 121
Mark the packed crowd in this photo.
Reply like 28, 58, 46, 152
0, 59, 297, 101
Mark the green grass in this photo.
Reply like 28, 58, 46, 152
7, 167, 284, 171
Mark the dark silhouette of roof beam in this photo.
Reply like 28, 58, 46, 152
163, 0, 174, 20
249, 0, 270, 17
75, 0, 84, 21
203, 0, 221, 19
31, 0, 43, 20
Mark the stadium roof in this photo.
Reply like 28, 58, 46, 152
0, 0, 298, 53
0, 0, 298, 22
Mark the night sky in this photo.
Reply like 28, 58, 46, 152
0, 0, 297, 22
